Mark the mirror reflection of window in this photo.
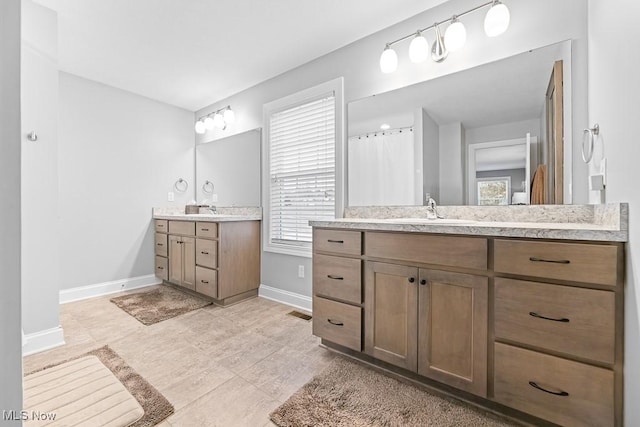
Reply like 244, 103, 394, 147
477, 177, 511, 205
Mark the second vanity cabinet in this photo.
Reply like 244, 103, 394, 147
155, 218, 260, 305
312, 226, 624, 426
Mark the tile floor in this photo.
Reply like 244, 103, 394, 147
23, 285, 336, 427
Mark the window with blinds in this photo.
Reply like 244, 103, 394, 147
268, 95, 336, 248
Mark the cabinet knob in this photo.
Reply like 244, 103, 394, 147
408, 277, 415, 283
420, 279, 427, 285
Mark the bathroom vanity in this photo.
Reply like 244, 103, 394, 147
153, 207, 261, 306
310, 204, 627, 427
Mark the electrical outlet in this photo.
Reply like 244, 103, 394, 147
167, 191, 175, 202
298, 265, 305, 278
211, 193, 218, 202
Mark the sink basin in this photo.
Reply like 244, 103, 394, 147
383, 218, 477, 225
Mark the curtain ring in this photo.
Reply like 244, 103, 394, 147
174, 178, 188, 192
202, 180, 214, 194
582, 123, 599, 163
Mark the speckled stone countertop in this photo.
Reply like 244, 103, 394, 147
309, 203, 628, 242
152, 206, 262, 222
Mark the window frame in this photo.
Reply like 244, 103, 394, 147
262, 78, 344, 258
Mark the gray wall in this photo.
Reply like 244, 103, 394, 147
421, 109, 439, 204
588, 0, 640, 423
194, 0, 590, 298
21, 0, 60, 338
58, 73, 194, 289
439, 123, 465, 205
0, 0, 23, 417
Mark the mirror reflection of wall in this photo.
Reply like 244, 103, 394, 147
195, 128, 261, 206
347, 40, 572, 207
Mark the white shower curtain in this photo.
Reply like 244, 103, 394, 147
348, 129, 415, 206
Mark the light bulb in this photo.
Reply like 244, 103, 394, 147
485, 1, 510, 37
194, 120, 206, 134
212, 112, 225, 129
409, 32, 429, 63
203, 116, 215, 130
380, 124, 390, 130
379, 45, 398, 73
223, 108, 235, 124
444, 18, 466, 52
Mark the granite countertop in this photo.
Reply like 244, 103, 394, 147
309, 203, 628, 242
152, 206, 262, 222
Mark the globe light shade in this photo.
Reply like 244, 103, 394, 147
408, 33, 429, 63
484, 1, 510, 37
212, 112, 225, 128
194, 120, 206, 134
223, 108, 235, 124
444, 20, 466, 52
379, 46, 398, 73
203, 116, 215, 130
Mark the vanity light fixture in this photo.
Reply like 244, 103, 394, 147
378, 0, 510, 73
194, 105, 235, 134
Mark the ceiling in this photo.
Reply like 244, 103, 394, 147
34, 0, 448, 111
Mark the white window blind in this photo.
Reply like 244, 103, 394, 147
269, 95, 336, 247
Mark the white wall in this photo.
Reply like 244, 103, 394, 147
0, 0, 23, 417
194, 0, 589, 299
58, 73, 194, 290
420, 109, 439, 204
465, 119, 541, 146
588, 0, 640, 424
21, 0, 61, 344
439, 123, 465, 205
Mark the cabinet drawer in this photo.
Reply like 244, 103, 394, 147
313, 229, 361, 256
365, 232, 487, 270
168, 220, 195, 236
494, 343, 614, 427
196, 239, 217, 269
313, 297, 362, 351
195, 266, 217, 298
196, 222, 218, 239
495, 278, 615, 364
313, 254, 361, 304
155, 219, 168, 233
494, 239, 618, 286
155, 233, 168, 257
155, 256, 168, 280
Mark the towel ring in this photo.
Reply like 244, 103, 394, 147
582, 123, 599, 163
202, 180, 214, 194
174, 178, 188, 193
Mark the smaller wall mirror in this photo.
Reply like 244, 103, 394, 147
195, 128, 261, 206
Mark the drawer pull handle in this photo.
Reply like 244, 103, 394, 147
201, 228, 209, 231
529, 257, 571, 264
420, 279, 427, 285
201, 251, 209, 255
157, 266, 164, 270
157, 224, 165, 228
201, 280, 209, 284
327, 275, 344, 280
528, 381, 569, 397
157, 243, 164, 246
408, 277, 416, 283
327, 239, 344, 244
327, 319, 344, 326
529, 312, 570, 323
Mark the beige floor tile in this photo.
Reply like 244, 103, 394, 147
167, 376, 280, 427
160, 361, 235, 411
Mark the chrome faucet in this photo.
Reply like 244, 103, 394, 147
207, 205, 217, 214
425, 195, 440, 220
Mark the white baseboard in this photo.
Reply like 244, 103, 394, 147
59, 274, 159, 304
22, 326, 65, 356
258, 284, 312, 312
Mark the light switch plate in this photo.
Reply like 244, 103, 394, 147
167, 191, 175, 202
211, 194, 218, 202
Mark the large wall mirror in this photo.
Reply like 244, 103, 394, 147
347, 40, 574, 207
195, 128, 261, 206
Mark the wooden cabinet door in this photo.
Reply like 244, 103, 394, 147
364, 262, 418, 371
168, 235, 183, 285
418, 269, 488, 397
181, 236, 196, 291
